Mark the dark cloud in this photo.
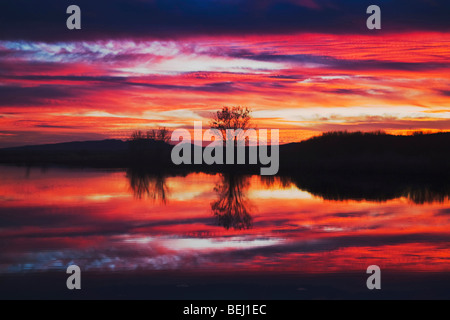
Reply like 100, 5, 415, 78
326, 88, 367, 95
1, 0, 450, 41
0, 78, 242, 108
129, 81, 240, 93
0, 75, 240, 95
435, 208, 450, 216
4, 75, 128, 83
0, 60, 76, 76
325, 210, 375, 218
222, 51, 450, 71
438, 90, 450, 97
203, 232, 450, 263
268, 74, 306, 80
339, 60, 450, 72
34, 124, 79, 129
0, 85, 77, 106
0, 130, 108, 149
0, 205, 213, 237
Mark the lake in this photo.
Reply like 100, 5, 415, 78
0, 165, 449, 299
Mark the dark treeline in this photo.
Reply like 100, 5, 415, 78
278, 131, 450, 204
280, 131, 450, 175
0, 139, 129, 168
1, 130, 448, 175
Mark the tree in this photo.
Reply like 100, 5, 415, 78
129, 127, 172, 143
130, 130, 146, 141
128, 127, 172, 165
209, 106, 252, 144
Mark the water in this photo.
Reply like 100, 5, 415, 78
0, 165, 449, 299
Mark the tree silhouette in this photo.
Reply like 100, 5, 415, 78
210, 106, 252, 145
211, 173, 253, 230
126, 168, 170, 204
128, 127, 172, 166
129, 127, 171, 143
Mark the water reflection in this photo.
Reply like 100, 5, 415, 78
126, 169, 255, 230
126, 168, 170, 204
125, 166, 450, 207
287, 174, 450, 204
1, 166, 450, 282
211, 173, 253, 230
403, 185, 450, 204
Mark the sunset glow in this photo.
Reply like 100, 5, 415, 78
1, 32, 449, 147
1, 0, 450, 301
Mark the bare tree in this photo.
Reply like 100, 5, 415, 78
130, 127, 172, 143
129, 127, 172, 165
209, 106, 252, 144
156, 127, 171, 143
147, 130, 156, 140
131, 130, 146, 141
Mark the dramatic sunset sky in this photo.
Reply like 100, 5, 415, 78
0, 0, 449, 147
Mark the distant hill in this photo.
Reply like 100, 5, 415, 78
0, 132, 449, 175
0, 139, 130, 167
279, 131, 450, 176
2, 139, 128, 152
281, 131, 450, 157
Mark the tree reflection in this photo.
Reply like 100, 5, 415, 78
211, 173, 253, 230
403, 185, 450, 204
286, 173, 450, 204
126, 168, 169, 204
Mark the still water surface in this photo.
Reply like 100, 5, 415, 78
0, 165, 449, 298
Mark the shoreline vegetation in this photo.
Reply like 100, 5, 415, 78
1, 131, 449, 205
0, 130, 448, 173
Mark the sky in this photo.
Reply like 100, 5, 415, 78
0, 0, 449, 147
